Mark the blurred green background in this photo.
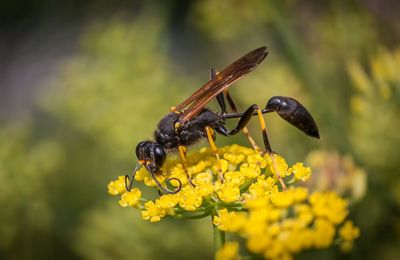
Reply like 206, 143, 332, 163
0, 0, 399, 259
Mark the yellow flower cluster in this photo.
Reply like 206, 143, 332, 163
213, 190, 356, 259
107, 144, 360, 258
339, 220, 361, 252
108, 145, 309, 221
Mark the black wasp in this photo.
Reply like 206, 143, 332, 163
125, 47, 319, 194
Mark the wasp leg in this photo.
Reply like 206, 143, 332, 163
209, 68, 227, 114
205, 126, 224, 181
178, 145, 196, 187
143, 150, 183, 194
216, 92, 226, 114
216, 104, 287, 190
225, 90, 261, 151
209, 68, 260, 151
216, 104, 272, 152
124, 163, 143, 191
144, 163, 182, 194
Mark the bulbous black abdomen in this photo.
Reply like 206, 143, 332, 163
266, 96, 319, 138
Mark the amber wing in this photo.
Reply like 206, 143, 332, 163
175, 47, 268, 124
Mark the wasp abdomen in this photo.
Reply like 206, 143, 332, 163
266, 96, 320, 138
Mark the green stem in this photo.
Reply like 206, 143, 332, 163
212, 217, 225, 253
174, 211, 212, 219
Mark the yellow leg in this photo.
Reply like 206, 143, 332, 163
205, 126, 218, 151
255, 107, 286, 191
178, 145, 195, 187
242, 127, 261, 152
178, 145, 187, 161
270, 153, 287, 191
205, 126, 223, 181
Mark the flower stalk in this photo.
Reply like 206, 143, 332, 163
213, 215, 226, 253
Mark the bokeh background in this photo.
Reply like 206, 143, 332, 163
0, 0, 399, 259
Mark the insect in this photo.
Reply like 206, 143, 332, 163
125, 47, 319, 194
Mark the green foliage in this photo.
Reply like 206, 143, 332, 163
74, 202, 212, 260
0, 122, 64, 258
41, 13, 185, 155
347, 47, 400, 171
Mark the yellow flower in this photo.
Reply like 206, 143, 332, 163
267, 153, 290, 177
242, 219, 267, 237
134, 167, 149, 181
194, 171, 213, 184
262, 242, 285, 259
215, 242, 239, 260
248, 175, 278, 199
223, 152, 245, 164
290, 162, 311, 181
213, 209, 247, 232
118, 188, 141, 207
143, 174, 165, 187
266, 223, 281, 237
268, 208, 282, 222
248, 182, 268, 198
107, 176, 127, 195
339, 220, 360, 240
281, 219, 306, 231
241, 211, 268, 236
310, 192, 349, 224
247, 233, 271, 253
270, 189, 295, 208
212, 159, 229, 174
243, 196, 270, 210
156, 194, 179, 209
193, 171, 214, 196
216, 183, 241, 203
313, 219, 336, 248
141, 201, 166, 222
298, 229, 315, 249
247, 153, 267, 169
179, 186, 202, 211
295, 204, 314, 226
187, 160, 211, 175
196, 182, 215, 197
169, 164, 189, 186
224, 171, 245, 186
240, 163, 261, 178
292, 187, 309, 202
278, 230, 303, 253
225, 144, 254, 155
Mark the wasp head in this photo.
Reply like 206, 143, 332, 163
135, 141, 166, 173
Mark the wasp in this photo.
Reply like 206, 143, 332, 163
125, 47, 319, 194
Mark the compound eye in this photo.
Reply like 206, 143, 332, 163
135, 141, 149, 160
153, 145, 166, 167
